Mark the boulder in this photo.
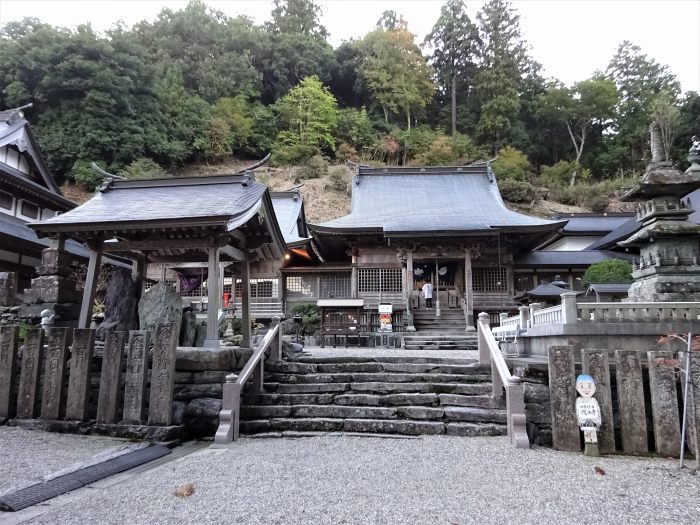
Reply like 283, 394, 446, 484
176, 347, 235, 371
138, 281, 182, 335
98, 267, 139, 336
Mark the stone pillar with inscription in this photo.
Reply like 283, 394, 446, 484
547, 345, 580, 451
581, 349, 615, 454
679, 349, 700, 465
17, 328, 44, 419
148, 323, 177, 426
0, 325, 20, 419
65, 328, 95, 421
40, 327, 70, 420
647, 350, 682, 456
615, 350, 648, 454
96, 331, 126, 424
122, 330, 150, 424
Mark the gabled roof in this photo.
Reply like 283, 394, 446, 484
311, 165, 564, 236
551, 213, 635, 235
0, 106, 64, 196
584, 216, 641, 251
271, 190, 311, 246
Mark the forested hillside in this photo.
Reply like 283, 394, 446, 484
1, 0, 698, 214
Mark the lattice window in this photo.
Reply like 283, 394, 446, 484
285, 275, 318, 298
358, 268, 402, 293
472, 268, 507, 292
514, 273, 535, 293
319, 273, 351, 298
145, 279, 177, 293
235, 278, 279, 298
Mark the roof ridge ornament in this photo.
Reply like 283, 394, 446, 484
4, 102, 33, 124
91, 162, 127, 193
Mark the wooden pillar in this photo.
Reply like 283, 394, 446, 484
78, 241, 103, 329
204, 247, 220, 348
350, 251, 358, 299
464, 247, 475, 331
406, 250, 415, 331
132, 254, 146, 302
240, 251, 251, 349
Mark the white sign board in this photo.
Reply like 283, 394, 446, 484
576, 397, 601, 427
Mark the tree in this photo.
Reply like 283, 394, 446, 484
583, 259, 633, 285
376, 10, 401, 30
539, 78, 618, 185
606, 41, 680, 172
268, 0, 328, 40
491, 146, 531, 181
474, 0, 530, 151
355, 24, 435, 130
650, 89, 680, 162
273, 76, 338, 163
424, 0, 479, 136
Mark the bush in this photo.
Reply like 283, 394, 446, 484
499, 179, 539, 203
272, 143, 318, 165
290, 302, 321, 336
70, 160, 104, 192
117, 158, 168, 179
298, 154, 329, 180
413, 135, 457, 166
336, 142, 358, 163
583, 259, 633, 285
491, 147, 532, 181
449, 134, 487, 164
540, 160, 576, 187
326, 165, 351, 194
558, 183, 610, 211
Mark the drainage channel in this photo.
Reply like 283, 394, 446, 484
0, 445, 172, 512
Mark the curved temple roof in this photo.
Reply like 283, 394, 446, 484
312, 165, 564, 236
271, 191, 311, 246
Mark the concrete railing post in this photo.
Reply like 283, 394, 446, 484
270, 316, 282, 361
518, 306, 529, 331
478, 312, 490, 366
499, 313, 508, 326
561, 292, 579, 325
529, 303, 542, 327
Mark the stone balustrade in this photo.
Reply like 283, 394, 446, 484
531, 305, 563, 326
578, 302, 700, 323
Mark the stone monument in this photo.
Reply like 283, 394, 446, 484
619, 131, 700, 301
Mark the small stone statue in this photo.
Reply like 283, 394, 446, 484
576, 374, 602, 456
691, 135, 700, 153
40, 308, 56, 329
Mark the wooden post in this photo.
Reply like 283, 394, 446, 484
204, 247, 220, 348
464, 248, 474, 330
78, 241, 103, 329
406, 250, 415, 331
240, 251, 251, 349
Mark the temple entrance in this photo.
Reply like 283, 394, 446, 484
410, 259, 464, 311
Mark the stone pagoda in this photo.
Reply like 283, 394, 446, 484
619, 128, 700, 301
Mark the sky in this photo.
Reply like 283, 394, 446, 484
1, 0, 698, 93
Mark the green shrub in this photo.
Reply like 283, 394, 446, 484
290, 302, 321, 336
499, 179, 538, 203
491, 146, 532, 181
117, 158, 168, 179
413, 135, 457, 166
70, 160, 104, 192
449, 133, 487, 164
326, 165, 351, 193
583, 259, 633, 285
558, 183, 610, 211
298, 154, 329, 180
272, 143, 318, 165
540, 160, 576, 187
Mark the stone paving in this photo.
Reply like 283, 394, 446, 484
2, 428, 699, 524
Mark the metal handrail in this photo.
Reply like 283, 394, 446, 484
477, 312, 530, 448
215, 317, 282, 443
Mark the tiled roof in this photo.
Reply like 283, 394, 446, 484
515, 250, 635, 267
314, 165, 563, 235
271, 191, 310, 245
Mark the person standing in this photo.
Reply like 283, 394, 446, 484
422, 281, 433, 309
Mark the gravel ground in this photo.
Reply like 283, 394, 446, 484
302, 346, 478, 360
16, 434, 700, 525
0, 427, 129, 495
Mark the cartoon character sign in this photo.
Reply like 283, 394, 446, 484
576, 374, 601, 448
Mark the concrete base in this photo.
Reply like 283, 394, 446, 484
202, 339, 221, 349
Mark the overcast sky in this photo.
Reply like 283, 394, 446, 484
1, 0, 698, 93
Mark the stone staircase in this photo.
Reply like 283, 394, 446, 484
405, 309, 477, 350
240, 356, 505, 437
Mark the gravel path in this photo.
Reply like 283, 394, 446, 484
18, 435, 700, 525
302, 346, 478, 360
0, 427, 129, 495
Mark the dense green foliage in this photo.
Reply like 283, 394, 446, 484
583, 260, 634, 285
0, 0, 695, 200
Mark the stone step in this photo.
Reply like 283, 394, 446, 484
264, 372, 492, 385
403, 345, 476, 351
292, 356, 477, 365
241, 404, 507, 423
242, 392, 497, 409
265, 361, 480, 375
266, 382, 491, 395
239, 417, 507, 437
403, 335, 478, 340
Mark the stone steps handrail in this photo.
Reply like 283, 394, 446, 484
477, 312, 529, 448
215, 317, 282, 443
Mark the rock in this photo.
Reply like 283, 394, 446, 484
174, 383, 223, 401
185, 397, 222, 419
381, 393, 438, 406
98, 267, 138, 337
192, 371, 228, 384
396, 406, 444, 420
343, 419, 445, 435
172, 401, 187, 425
176, 347, 235, 371
138, 282, 182, 335
446, 423, 506, 437
180, 310, 197, 347
234, 348, 254, 370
